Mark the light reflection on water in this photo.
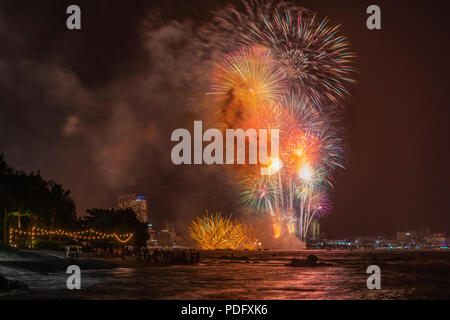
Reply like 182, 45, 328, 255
1, 251, 450, 300
0, 264, 103, 296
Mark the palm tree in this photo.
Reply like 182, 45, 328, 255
0, 154, 78, 246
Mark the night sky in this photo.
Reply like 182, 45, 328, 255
0, 0, 449, 237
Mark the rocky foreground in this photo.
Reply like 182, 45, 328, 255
0, 275, 28, 291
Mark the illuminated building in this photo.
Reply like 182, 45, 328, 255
118, 194, 149, 224
419, 226, 431, 239
397, 232, 412, 242
147, 223, 157, 245
424, 233, 448, 249
157, 222, 176, 247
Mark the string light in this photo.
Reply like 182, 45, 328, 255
9, 227, 134, 246
114, 233, 134, 243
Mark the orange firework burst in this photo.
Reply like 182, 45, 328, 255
190, 211, 258, 250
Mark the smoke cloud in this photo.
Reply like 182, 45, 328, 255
0, 9, 246, 238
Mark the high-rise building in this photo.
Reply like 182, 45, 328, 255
117, 194, 149, 224
158, 222, 176, 246
396, 232, 411, 242
424, 233, 448, 248
419, 226, 431, 239
397, 231, 420, 242
147, 223, 157, 246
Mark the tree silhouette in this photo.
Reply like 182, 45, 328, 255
0, 154, 77, 245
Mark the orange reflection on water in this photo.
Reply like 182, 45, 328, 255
273, 222, 281, 239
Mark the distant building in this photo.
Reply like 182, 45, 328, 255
419, 226, 431, 239
432, 232, 446, 238
157, 222, 176, 246
397, 232, 412, 242
157, 231, 172, 247
162, 222, 176, 238
356, 236, 377, 242
147, 223, 157, 246
424, 233, 448, 248
118, 194, 149, 224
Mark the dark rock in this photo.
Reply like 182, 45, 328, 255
285, 255, 332, 268
306, 255, 319, 264
0, 275, 28, 291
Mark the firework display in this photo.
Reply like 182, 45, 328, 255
205, 0, 356, 109
206, 0, 356, 242
190, 212, 258, 250
210, 46, 287, 108
243, 11, 356, 108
